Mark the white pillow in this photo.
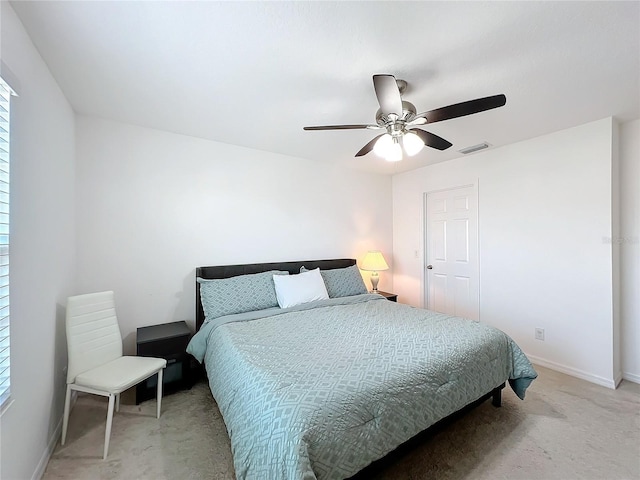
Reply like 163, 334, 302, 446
273, 268, 329, 308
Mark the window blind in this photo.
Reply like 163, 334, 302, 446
0, 78, 11, 407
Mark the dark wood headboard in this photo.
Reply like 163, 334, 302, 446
195, 258, 356, 331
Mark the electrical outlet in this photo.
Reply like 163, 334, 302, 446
535, 328, 545, 341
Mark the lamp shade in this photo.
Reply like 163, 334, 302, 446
373, 134, 394, 157
386, 141, 403, 162
361, 251, 389, 271
403, 131, 425, 156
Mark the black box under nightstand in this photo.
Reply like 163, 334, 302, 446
375, 291, 398, 302
136, 321, 194, 404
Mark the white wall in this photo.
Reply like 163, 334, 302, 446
393, 118, 619, 388
0, 3, 76, 480
620, 119, 640, 383
75, 116, 393, 353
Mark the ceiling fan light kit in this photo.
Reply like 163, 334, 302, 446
373, 134, 406, 162
402, 131, 425, 156
304, 74, 507, 163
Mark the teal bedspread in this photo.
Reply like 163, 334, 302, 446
187, 294, 537, 480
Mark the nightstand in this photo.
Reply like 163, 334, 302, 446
136, 321, 194, 404
374, 290, 398, 302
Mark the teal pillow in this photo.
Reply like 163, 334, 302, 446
198, 270, 289, 320
300, 264, 368, 298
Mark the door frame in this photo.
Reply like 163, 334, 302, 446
422, 182, 480, 319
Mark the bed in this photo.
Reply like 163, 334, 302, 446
187, 258, 537, 480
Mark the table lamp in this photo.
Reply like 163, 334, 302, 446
361, 251, 389, 292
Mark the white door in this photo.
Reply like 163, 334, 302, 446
425, 185, 479, 320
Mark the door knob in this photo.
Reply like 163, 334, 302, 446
427, 265, 433, 269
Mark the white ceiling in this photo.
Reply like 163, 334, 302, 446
9, 1, 640, 175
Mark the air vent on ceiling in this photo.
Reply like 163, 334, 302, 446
458, 142, 490, 155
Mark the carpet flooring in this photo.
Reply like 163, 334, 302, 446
42, 365, 640, 480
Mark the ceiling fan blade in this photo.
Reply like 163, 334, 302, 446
373, 74, 403, 117
355, 134, 385, 157
415, 94, 507, 124
411, 129, 453, 151
303, 124, 378, 130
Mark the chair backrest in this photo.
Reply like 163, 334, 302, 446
66, 291, 123, 384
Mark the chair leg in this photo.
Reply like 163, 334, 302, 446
103, 394, 115, 460
61, 385, 72, 445
115, 393, 120, 412
156, 369, 163, 419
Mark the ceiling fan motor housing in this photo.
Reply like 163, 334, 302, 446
376, 101, 417, 137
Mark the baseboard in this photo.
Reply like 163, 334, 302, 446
614, 371, 623, 388
31, 416, 62, 480
526, 354, 617, 389
31, 390, 76, 480
622, 371, 640, 384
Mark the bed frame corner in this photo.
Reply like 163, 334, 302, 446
491, 383, 505, 407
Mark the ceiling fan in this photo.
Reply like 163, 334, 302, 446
303, 74, 506, 162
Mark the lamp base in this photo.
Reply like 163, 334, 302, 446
370, 272, 380, 292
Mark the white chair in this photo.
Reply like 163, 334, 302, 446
61, 291, 167, 459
